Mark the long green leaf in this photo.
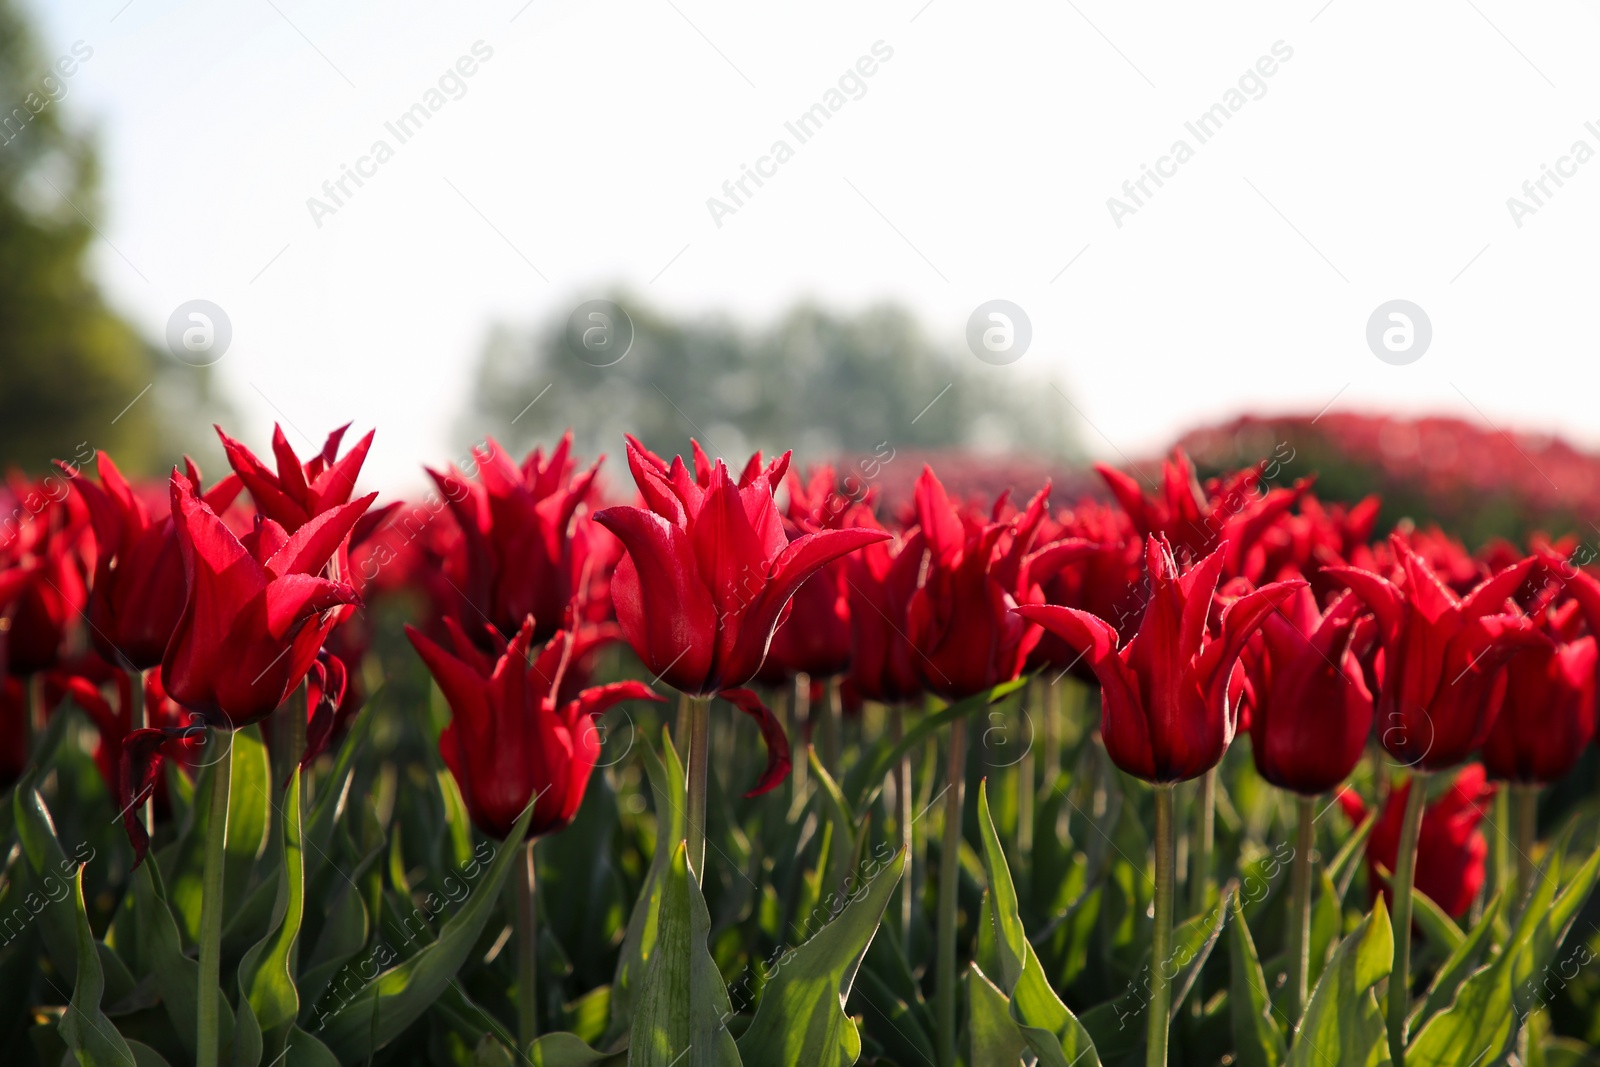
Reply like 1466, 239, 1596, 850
318, 799, 536, 1060
629, 842, 741, 1067
1284, 904, 1391, 1067
59, 868, 136, 1067
968, 963, 1028, 1067
976, 780, 1101, 1067
1230, 891, 1286, 1067
737, 847, 905, 1065
606, 729, 686, 1048
239, 768, 307, 1041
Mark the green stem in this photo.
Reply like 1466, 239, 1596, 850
1147, 784, 1175, 1067
685, 695, 711, 885
816, 674, 840, 772
127, 668, 152, 837
789, 676, 809, 816
1190, 767, 1215, 916
1041, 679, 1060, 789
1287, 794, 1316, 1027
516, 837, 538, 1054
196, 729, 233, 1067
1513, 783, 1538, 903
1493, 789, 1512, 902
892, 705, 913, 944
1017, 686, 1036, 864
1387, 772, 1429, 1067
935, 716, 967, 1067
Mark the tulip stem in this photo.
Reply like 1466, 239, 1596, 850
1190, 767, 1215, 916
1148, 783, 1175, 1067
685, 695, 711, 886
1017, 684, 1036, 865
935, 716, 967, 1067
1387, 771, 1429, 1067
1286, 794, 1316, 1028
1513, 783, 1537, 903
1492, 790, 1512, 902
891, 705, 913, 944
128, 668, 153, 839
196, 729, 233, 1067
516, 837, 538, 1054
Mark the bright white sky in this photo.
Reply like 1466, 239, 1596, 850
23, 0, 1600, 492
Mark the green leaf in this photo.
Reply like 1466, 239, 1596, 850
1409, 890, 1464, 958
238, 767, 307, 1035
1415, 892, 1504, 1028
968, 963, 1028, 1067
1407, 836, 1600, 1067
59, 868, 136, 1066
225, 726, 272, 916
606, 729, 686, 1047
130, 857, 234, 1060
1308, 870, 1340, 991
1284, 904, 1391, 1067
12, 780, 92, 983
1229, 891, 1286, 1067
975, 780, 1101, 1067
807, 747, 858, 892
317, 799, 536, 1061
628, 842, 741, 1067
737, 847, 905, 1065
526, 1032, 627, 1065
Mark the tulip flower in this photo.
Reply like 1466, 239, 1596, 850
407, 614, 662, 840
761, 465, 861, 682
844, 513, 926, 707
161, 468, 373, 729
1324, 535, 1537, 773
1017, 534, 1301, 1066
1340, 765, 1494, 921
427, 433, 604, 647
66, 452, 241, 670
216, 422, 376, 533
1245, 588, 1375, 796
594, 436, 888, 697
905, 466, 1078, 700
0, 475, 89, 676
1480, 600, 1596, 787
1016, 536, 1305, 784
1325, 535, 1535, 1064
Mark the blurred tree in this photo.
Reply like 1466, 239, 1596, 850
464, 294, 1081, 469
0, 0, 226, 476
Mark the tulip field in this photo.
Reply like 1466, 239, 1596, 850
5, 423, 1600, 1067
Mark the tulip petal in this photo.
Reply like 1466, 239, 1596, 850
717, 687, 792, 797
265, 492, 379, 579
592, 506, 716, 693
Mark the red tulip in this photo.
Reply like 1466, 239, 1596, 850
161, 469, 372, 728
407, 615, 663, 839
0, 474, 90, 676
1016, 536, 1304, 783
217, 422, 375, 533
1325, 535, 1538, 772
904, 467, 1078, 699
762, 466, 863, 681
1095, 449, 1308, 579
844, 512, 926, 706
1026, 500, 1141, 673
66, 453, 241, 670
1244, 587, 1374, 795
1341, 765, 1494, 920
1480, 600, 1596, 785
593, 436, 888, 696
427, 433, 604, 647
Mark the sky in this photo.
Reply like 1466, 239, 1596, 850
22, 0, 1600, 492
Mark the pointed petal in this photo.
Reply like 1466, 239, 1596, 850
718, 687, 792, 796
